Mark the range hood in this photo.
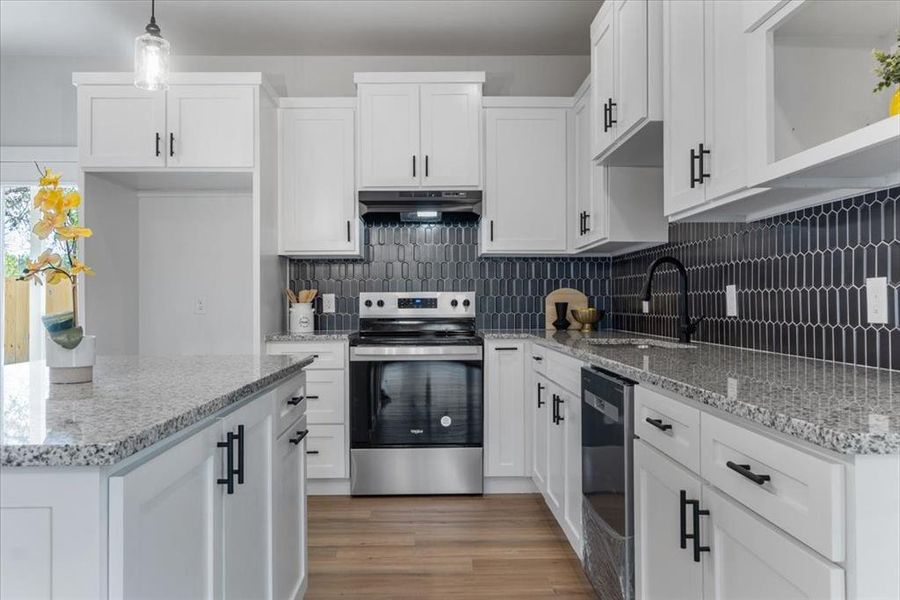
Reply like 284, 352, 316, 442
359, 190, 482, 221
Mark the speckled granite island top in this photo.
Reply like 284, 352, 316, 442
483, 330, 900, 455
1, 354, 313, 467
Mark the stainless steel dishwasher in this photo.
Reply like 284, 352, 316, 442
581, 365, 635, 600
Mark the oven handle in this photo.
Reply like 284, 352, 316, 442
350, 346, 483, 361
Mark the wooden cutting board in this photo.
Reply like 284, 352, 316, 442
544, 288, 588, 330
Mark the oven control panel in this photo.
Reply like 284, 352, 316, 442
360, 292, 475, 318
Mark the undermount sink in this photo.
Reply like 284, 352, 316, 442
586, 338, 697, 350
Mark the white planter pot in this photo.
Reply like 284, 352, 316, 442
46, 334, 96, 383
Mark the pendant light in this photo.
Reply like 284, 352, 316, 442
134, 0, 170, 91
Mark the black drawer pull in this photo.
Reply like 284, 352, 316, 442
532, 355, 543, 361
679, 490, 689, 549
494, 346, 519, 351
726, 461, 771, 485
169, 132, 175, 157
216, 432, 236, 495
645, 417, 673, 432
234, 424, 245, 485
306, 450, 320, 455
537, 383, 545, 408
289, 430, 309, 445
305, 395, 320, 400
155, 132, 161, 157
287, 396, 304, 406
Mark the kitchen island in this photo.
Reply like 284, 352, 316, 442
1, 354, 314, 599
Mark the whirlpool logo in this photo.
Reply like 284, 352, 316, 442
410, 429, 424, 435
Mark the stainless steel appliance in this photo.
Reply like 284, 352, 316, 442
349, 291, 483, 495
581, 366, 635, 600
358, 190, 482, 221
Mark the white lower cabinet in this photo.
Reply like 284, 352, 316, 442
635, 440, 703, 600
545, 383, 566, 516
305, 424, 347, 479
531, 373, 550, 493
561, 386, 582, 548
702, 486, 845, 600
108, 373, 308, 600
485, 341, 527, 477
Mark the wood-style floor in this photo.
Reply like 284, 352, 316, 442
307, 494, 597, 599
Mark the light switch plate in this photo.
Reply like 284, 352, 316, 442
865, 277, 888, 324
322, 293, 336, 314
726, 285, 738, 317
194, 297, 207, 315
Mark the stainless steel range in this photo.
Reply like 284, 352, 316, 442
349, 291, 483, 495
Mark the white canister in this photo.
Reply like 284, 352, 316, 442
289, 303, 315, 334
46, 334, 96, 384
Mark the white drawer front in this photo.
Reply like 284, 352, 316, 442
635, 386, 700, 473
266, 341, 346, 370
274, 373, 307, 436
305, 424, 347, 479
529, 344, 548, 376
546, 347, 584, 395
305, 369, 345, 425
701, 412, 845, 561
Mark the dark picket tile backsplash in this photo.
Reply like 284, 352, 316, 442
288, 215, 612, 331
288, 187, 899, 370
610, 187, 900, 370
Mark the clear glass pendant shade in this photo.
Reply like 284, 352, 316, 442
134, 31, 170, 91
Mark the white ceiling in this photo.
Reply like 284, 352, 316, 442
0, 0, 602, 57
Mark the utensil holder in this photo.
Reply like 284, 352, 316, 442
289, 303, 315, 334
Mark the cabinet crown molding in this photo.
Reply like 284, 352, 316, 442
72, 71, 277, 100
353, 71, 486, 85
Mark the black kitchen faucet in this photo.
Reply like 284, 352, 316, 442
640, 256, 704, 344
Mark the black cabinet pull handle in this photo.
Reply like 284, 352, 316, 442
537, 383, 545, 408
579, 211, 585, 236
608, 98, 617, 127
490, 220, 494, 242
679, 490, 689, 549
412, 155, 416, 177
425, 155, 429, 177
305, 395, 320, 400
532, 355, 543, 361
551, 394, 558, 423
645, 417, 673, 432
155, 132, 161, 157
584, 212, 590, 233
234, 424, 245, 485
552, 394, 564, 424
347, 220, 351, 242
691, 500, 710, 562
726, 461, 771, 485
699, 143, 711, 182
287, 396, 303, 406
217, 432, 236, 494
289, 430, 309, 445
602, 100, 611, 132
494, 346, 519, 351
169, 132, 175, 157
690, 147, 699, 188
306, 450, 320, 455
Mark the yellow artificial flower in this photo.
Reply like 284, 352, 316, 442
46, 269, 70, 285
39, 168, 62, 187
62, 190, 81, 210
55, 226, 93, 240
70, 259, 95, 277
33, 212, 66, 239
34, 187, 64, 213
25, 249, 61, 271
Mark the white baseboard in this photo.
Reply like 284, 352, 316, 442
483, 477, 538, 494
308, 479, 351, 496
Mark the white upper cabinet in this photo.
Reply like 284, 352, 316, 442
73, 73, 262, 171
590, 0, 662, 164
278, 102, 358, 256
746, 0, 900, 191
482, 105, 569, 255
356, 73, 484, 189
420, 84, 482, 187
358, 83, 421, 187
77, 85, 167, 168
166, 85, 255, 168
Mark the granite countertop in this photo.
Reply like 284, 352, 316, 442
482, 330, 900, 456
1, 354, 314, 467
266, 331, 353, 342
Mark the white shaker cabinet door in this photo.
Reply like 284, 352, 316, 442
561, 386, 582, 550
634, 440, 703, 600
108, 421, 223, 600
485, 342, 527, 477
279, 107, 357, 254
77, 85, 167, 168
483, 108, 568, 254
702, 486, 845, 600
531, 374, 551, 493
221, 395, 276, 600
590, 4, 617, 159
663, 0, 707, 215
166, 85, 255, 168
545, 384, 566, 518
358, 83, 421, 188
613, 0, 650, 140
273, 419, 309, 600
419, 83, 481, 187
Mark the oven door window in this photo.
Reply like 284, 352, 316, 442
351, 360, 483, 447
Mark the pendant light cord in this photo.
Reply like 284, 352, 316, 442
145, 0, 160, 35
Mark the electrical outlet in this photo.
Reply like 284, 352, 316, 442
194, 297, 207, 315
322, 293, 336, 314
726, 284, 738, 317
642, 300, 650, 314
866, 277, 888, 324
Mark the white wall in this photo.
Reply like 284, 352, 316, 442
83, 173, 139, 355
137, 193, 254, 356
0, 54, 589, 146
